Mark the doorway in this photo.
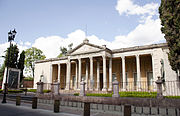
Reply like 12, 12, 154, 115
100, 73, 103, 90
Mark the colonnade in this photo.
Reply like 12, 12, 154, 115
50, 54, 153, 91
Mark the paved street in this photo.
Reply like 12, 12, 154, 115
0, 103, 80, 116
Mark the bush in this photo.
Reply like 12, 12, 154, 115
43, 90, 51, 93
27, 89, 36, 92
74, 93, 79, 96
27, 89, 51, 93
165, 96, 180, 99
24, 77, 34, 81
73, 91, 157, 98
0, 89, 23, 93
119, 91, 157, 98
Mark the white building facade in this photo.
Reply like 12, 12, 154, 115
34, 39, 179, 95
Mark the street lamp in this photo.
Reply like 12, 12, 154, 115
2, 29, 17, 103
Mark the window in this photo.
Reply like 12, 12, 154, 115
133, 73, 137, 86
147, 72, 153, 86
126, 73, 128, 86
112, 73, 116, 82
72, 76, 76, 87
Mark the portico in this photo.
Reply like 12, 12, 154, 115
34, 39, 171, 92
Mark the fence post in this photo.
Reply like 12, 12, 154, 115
37, 81, 44, 94
54, 100, 60, 113
124, 104, 131, 116
83, 102, 90, 116
155, 76, 163, 98
80, 79, 86, 96
32, 97, 37, 109
51, 82, 60, 95
16, 95, 21, 106
112, 77, 120, 97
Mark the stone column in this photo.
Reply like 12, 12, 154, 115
102, 55, 107, 91
156, 76, 163, 98
65, 60, 71, 90
58, 64, 61, 83
112, 77, 119, 97
151, 53, 156, 91
51, 82, 60, 95
78, 58, 82, 89
85, 61, 89, 90
121, 56, 126, 91
96, 61, 100, 91
136, 54, 141, 90
80, 79, 86, 96
108, 57, 112, 91
50, 64, 53, 83
90, 57, 94, 90
75, 61, 78, 90
36, 81, 44, 94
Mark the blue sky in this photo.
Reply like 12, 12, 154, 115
0, 0, 165, 64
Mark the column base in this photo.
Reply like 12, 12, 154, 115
102, 88, 107, 91
95, 88, 100, 91
108, 87, 112, 91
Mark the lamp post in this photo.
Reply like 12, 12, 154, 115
2, 29, 17, 103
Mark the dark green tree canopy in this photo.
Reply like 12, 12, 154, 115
25, 47, 46, 78
4, 44, 19, 68
57, 43, 73, 58
159, 0, 180, 73
0, 44, 25, 82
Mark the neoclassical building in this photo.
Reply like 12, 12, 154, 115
34, 39, 177, 92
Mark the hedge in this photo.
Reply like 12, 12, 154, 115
74, 91, 157, 98
0, 89, 23, 93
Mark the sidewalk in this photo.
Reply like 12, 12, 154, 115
0, 103, 80, 116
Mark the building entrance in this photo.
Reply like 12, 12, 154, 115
100, 73, 103, 90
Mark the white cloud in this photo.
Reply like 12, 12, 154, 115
32, 30, 86, 58
0, 42, 28, 65
25, 41, 31, 46
116, 0, 159, 16
114, 16, 165, 48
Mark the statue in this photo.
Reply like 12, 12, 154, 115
160, 59, 166, 91
160, 59, 165, 82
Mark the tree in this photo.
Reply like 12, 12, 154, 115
159, 0, 180, 76
17, 51, 25, 82
0, 44, 25, 82
4, 44, 19, 68
57, 43, 73, 58
25, 47, 46, 78
0, 64, 5, 81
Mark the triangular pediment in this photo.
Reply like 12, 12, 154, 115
69, 43, 104, 55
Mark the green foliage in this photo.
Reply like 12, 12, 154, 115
17, 51, 25, 82
27, 89, 36, 92
0, 89, 23, 93
27, 89, 51, 93
25, 47, 46, 78
74, 93, 79, 96
74, 92, 157, 98
24, 77, 34, 81
0, 64, 5, 81
159, 0, 180, 73
119, 91, 157, 98
0, 45, 25, 82
4, 44, 19, 68
165, 96, 180, 99
43, 90, 51, 93
86, 93, 112, 97
57, 43, 73, 58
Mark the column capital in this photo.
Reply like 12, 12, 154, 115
102, 55, 106, 59
121, 56, 125, 59
89, 56, 93, 60
136, 54, 140, 58
78, 58, 81, 61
